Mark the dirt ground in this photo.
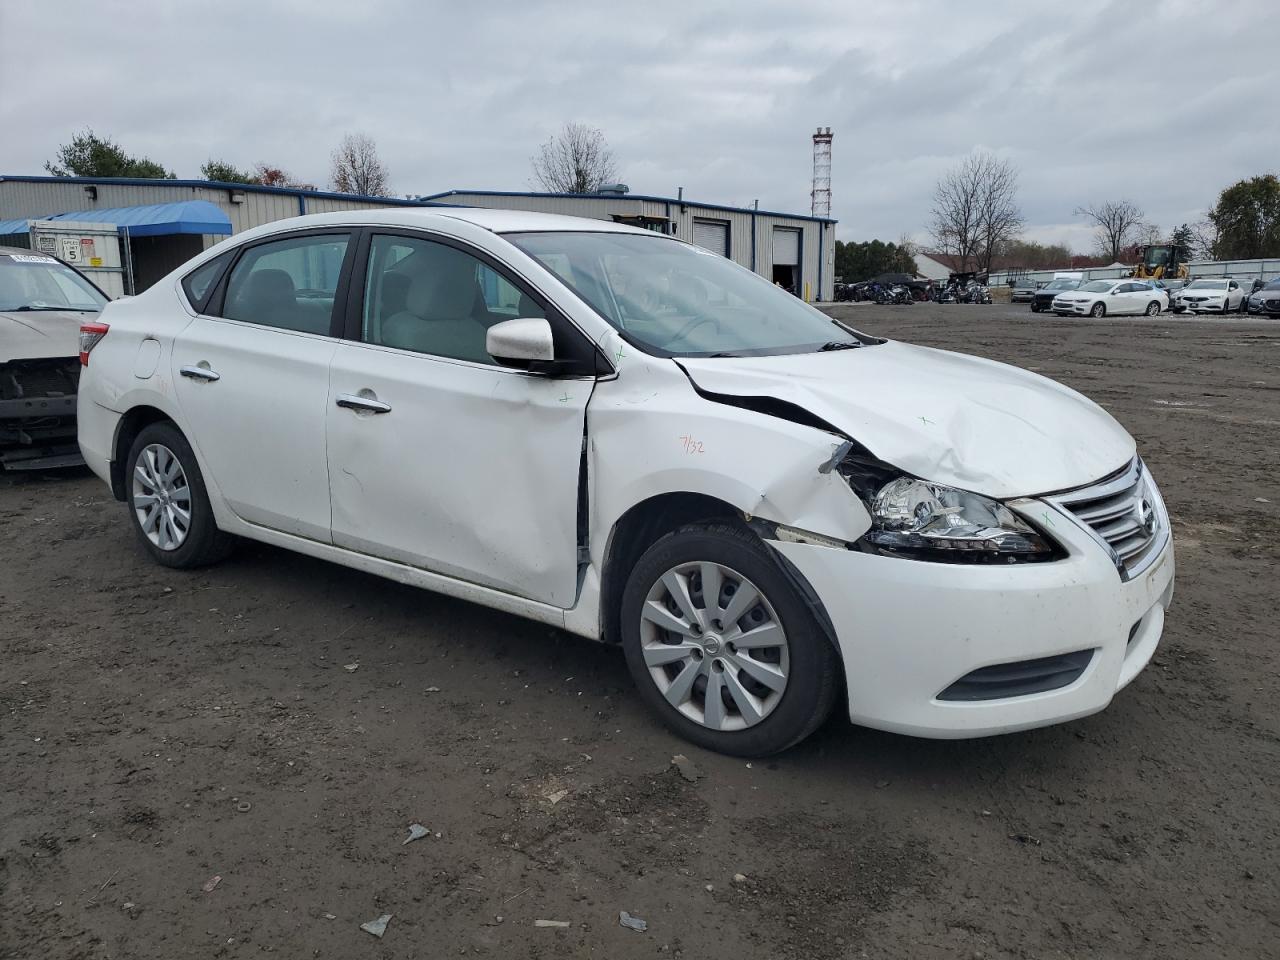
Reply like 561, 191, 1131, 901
2, 302, 1278, 960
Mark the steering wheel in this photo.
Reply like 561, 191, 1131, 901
669, 315, 716, 345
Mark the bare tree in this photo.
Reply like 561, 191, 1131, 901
1188, 218, 1220, 260
330, 133, 390, 197
930, 153, 1022, 273
530, 122, 618, 194
1075, 200, 1145, 262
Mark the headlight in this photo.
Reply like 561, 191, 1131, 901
864, 478, 1054, 561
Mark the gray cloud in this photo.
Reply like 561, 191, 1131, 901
1, 0, 1275, 250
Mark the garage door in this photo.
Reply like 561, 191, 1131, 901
772, 228, 800, 265
692, 219, 729, 257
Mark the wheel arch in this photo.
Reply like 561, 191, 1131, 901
596, 492, 843, 672
598, 492, 740, 646
109, 405, 178, 501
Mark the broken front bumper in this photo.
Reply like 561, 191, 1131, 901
768, 510, 1175, 739
0, 358, 84, 470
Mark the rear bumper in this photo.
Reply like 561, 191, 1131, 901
76, 397, 122, 490
770, 505, 1175, 739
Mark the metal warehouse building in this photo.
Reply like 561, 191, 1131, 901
0, 175, 835, 300
420, 189, 836, 302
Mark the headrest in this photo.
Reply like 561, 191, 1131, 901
244, 268, 295, 303
405, 269, 478, 321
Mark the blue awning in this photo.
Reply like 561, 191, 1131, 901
0, 200, 232, 237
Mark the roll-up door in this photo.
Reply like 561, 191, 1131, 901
692, 219, 730, 257
772, 227, 800, 265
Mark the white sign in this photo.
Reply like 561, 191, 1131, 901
35, 234, 57, 254
59, 237, 81, 262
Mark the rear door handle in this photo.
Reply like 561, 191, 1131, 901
336, 393, 392, 414
180, 365, 220, 382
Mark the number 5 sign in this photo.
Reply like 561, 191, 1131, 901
59, 237, 81, 262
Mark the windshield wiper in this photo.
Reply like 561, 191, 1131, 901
818, 340, 861, 351
13, 305, 97, 312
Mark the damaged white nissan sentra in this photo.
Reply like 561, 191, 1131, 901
77, 209, 1174, 756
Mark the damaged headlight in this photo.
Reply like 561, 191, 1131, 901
865, 478, 1052, 560
839, 454, 1057, 563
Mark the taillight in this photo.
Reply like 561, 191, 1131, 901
79, 321, 110, 366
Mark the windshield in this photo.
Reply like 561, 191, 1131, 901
505, 231, 864, 357
1080, 281, 1115, 293
0, 253, 108, 312
1186, 280, 1228, 290
1265, 278, 1280, 290
1045, 279, 1078, 290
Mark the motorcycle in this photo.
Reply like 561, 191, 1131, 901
887, 283, 914, 305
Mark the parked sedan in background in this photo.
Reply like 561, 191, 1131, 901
1245, 277, 1280, 317
77, 208, 1173, 755
0, 246, 109, 470
1010, 277, 1041, 302
1052, 279, 1167, 318
1030, 277, 1079, 312
1170, 278, 1248, 313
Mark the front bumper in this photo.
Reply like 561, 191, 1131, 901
1172, 300, 1228, 313
1052, 300, 1091, 315
770, 498, 1175, 739
0, 361, 83, 470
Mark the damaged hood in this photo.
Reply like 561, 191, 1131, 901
0, 309, 87, 363
678, 340, 1134, 499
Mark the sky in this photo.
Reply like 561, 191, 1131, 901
2, 0, 1276, 251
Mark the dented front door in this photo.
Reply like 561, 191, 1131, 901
325, 342, 590, 607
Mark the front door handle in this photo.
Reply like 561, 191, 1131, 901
180, 364, 221, 382
336, 393, 392, 414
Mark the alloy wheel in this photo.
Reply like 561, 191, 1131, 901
639, 561, 790, 731
132, 443, 192, 551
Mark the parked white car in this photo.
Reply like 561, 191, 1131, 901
1052, 279, 1168, 317
77, 210, 1174, 755
1170, 278, 1248, 313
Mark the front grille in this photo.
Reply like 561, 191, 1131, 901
1267, 299, 1280, 309
1048, 458, 1166, 580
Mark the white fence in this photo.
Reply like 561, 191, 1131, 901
988, 257, 1280, 287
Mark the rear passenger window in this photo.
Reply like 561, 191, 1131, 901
221, 234, 350, 335
182, 251, 232, 311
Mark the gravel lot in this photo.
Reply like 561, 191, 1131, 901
2, 301, 1278, 959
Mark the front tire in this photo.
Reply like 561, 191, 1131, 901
126, 422, 234, 569
1145, 300, 1161, 316
1090, 302, 1106, 318
620, 522, 839, 756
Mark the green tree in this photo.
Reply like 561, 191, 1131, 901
1170, 223, 1199, 259
200, 159, 258, 184
45, 129, 174, 179
1208, 174, 1280, 260
835, 240, 917, 281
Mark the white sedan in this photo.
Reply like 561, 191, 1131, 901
76, 209, 1174, 755
1052, 279, 1168, 317
1170, 278, 1248, 313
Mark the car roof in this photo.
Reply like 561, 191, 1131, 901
249, 207, 657, 236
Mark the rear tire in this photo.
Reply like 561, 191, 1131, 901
1090, 302, 1106, 318
126, 422, 234, 569
620, 522, 839, 757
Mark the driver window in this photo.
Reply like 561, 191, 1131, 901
362, 234, 544, 364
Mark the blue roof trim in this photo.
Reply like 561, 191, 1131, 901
0, 174, 436, 208
417, 189, 836, 224
0, 200, 232, 237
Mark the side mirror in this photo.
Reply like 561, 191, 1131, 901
486, 317, 555, 369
